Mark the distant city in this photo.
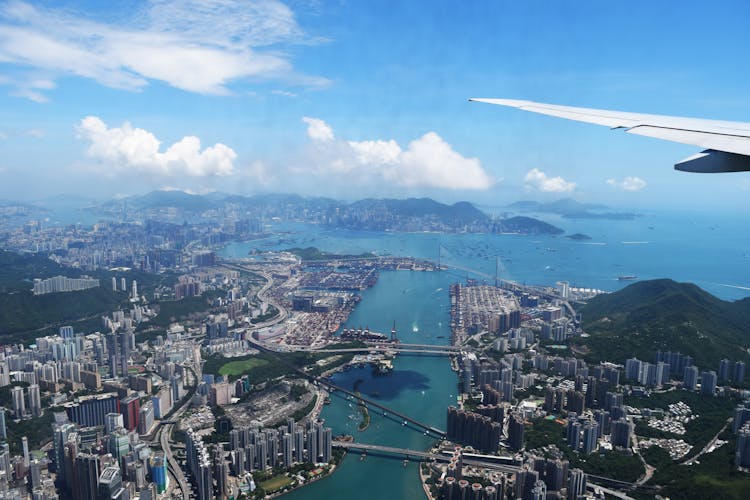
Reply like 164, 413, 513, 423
0, 191, 747, 500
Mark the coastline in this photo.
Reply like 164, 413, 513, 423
269, 458, 345, 499
419, 461, 435, 500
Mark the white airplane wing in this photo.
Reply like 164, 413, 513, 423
469, 98, 750, 173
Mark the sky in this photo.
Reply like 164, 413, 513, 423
1, 0, 750, 210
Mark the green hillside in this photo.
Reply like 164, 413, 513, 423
579, 279, 750, 367
0, 249, 177, 343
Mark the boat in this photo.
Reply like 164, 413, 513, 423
618, 275, 638, 281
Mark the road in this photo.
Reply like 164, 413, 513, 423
243, 267, 289, 330
160, 422, 189, 500
681, 417, 732, 465
631, 428, 656, 486
336, 441, 638, 499
153, 364, 199, 500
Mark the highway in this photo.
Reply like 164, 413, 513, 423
334, 441, 642, 499
309, 347, 456, 356
222, 263, 289, 329
159, 422, 189, 500
152, 365, 199, 500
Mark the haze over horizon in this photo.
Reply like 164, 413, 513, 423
1, 0, 750, 211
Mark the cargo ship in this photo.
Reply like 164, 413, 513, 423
618, 275, 638, 281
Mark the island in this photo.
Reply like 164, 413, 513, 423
566, 233, 592, 241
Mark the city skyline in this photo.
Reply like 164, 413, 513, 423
0, 0, 749, 209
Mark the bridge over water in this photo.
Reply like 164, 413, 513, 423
334, 441, 646, 499
250, 339, 447, 437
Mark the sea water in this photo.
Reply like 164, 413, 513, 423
221, 208, 750, 498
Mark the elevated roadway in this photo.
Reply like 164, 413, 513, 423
334, 441, 643, 498
250, 339, 446, 437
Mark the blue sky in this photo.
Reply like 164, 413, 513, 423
1, 0, 749, 210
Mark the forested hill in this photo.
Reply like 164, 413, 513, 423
580, 279, 750, 367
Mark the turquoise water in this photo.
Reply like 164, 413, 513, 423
225, 209, 750, 498
284, 270, 456, 500
222, 210, 750, 301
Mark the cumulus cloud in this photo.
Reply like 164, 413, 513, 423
524, 168, 576, 192
606, 176, 647, 191
0, 0, 328, 100
302, 117, 335, 142
300, 117, 493, 190
76, 116, 236, 177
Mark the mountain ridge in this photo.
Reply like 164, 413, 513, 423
579, 279, 750, 368
95, 191, 565, 235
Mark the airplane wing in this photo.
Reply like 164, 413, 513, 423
468, 98, 750, 173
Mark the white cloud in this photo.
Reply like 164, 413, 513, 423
606, 176, 647, 191
524, 168, 576, 192
301, 118, 493, 191
271, 89, 298, 98
0, 132, 6, 140
348, 139, 402, 165
5, 77, 56, 103
0, 0, 328, 99
76, 116, 236, 177
302, 117, 335, 142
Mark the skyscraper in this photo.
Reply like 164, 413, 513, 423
148, 451, 167, 494
105, 412, 123, 434
27, 384, 41, 417
98, 466, 123, 499
322, 427, 332, 463
719, 359, 731, 381
52, 421, 76, 484
294, 428, 305, 462
734, 361, 746, 384
581, 422, 598, 454
737, 425, 750, 468
684, 365, 699, 390
119, 395, 140, 431
21, 437, 29, 467
611, 418, 633, 448
282, 433, 294, 467
59, 325, 74, 340
75, 454, 100, 500
105, 331, 119, 378
508, 413, 525, 451
701, 370, 718, 395
568, 468, 587, 500
11, 386, 25, 419
119, 331, 130, 377
531, 479, 546, 500
306, 427, 318, 464
29, 459, 42, 489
